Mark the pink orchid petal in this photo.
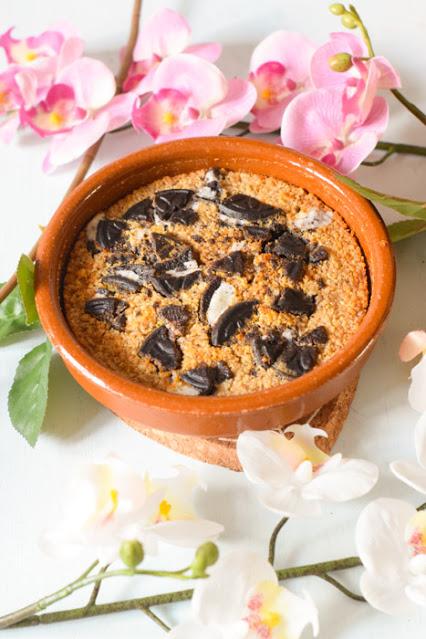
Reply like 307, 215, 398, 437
43, 112, 110, 172
132, 88, 197, 139
250, 31, 316, 82
311, 31, 366, 89
133, 9, 190, 61
57, 36, 85, 71
0, 113, 20, 142
399, 331, 426, 362
250, 98, 294, 133
152, 54, 227, 111
155, 116, 229, 144
184, 42, 222, 63
334, 130, 379, 174
100, 92, 135, 131
14, 68, 40, 108
0, 28, 17, 64
58, 57, 116, 110
129, 65, 159, 95
370, 55, 401, 90
281, 87, 344, 154
22, 83, 87, 137
358, 95, 389, 135
210, 77, 256, 128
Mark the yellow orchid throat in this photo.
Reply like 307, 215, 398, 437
162, 111, 177, 126
406, 511, 426, 556
245, 581, 286, 638
157, 499, 172, 521
49, 111, 65, 128
25, 50, 38, 62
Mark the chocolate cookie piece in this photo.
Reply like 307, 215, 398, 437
158, 304, 191, 332
273, 288, 316, 317
154, 189, 196, 223
181, 361, 233, 395
309, 245, 329, 264
220, 194, 281, 222
266, 230, 308, 260
211, 300, 258, 346
244, 226, 273, 240
139, 325, 182, 370
123, 198, 154, 222
85, 297, 128, 331
96, 219, 127, 250
102, 264, 153, 293
199, 277, 222, 320
285, 259, 305, 282
150, 269, 201, 297
282, 342, 318, 376
211, 250, 245, 275
197, 167, 222, 201
151, 233, 194, 261
251, 331, 285, 368
301, 325, 329, 345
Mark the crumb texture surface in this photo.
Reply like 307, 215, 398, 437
63, 168, 369, 396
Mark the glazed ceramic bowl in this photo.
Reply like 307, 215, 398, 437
35, 137, 395, 438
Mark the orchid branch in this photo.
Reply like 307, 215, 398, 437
85, 564, 109, 608
0, 0, 143, 306
268, 516, 289, 565
1, 555, 363, 630
318, 573, 365, 602
361, 147, 396, 167
141, 607, 171, 632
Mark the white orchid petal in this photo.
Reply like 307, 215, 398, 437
409, 554, 426, 575
405, 579, 426, 608
237, 430, 293, 487
283, 423, 330, 466
258, 485, 322, 517
192, 549, 277, 625
168, 620, 223, 639
294, 460, 313, 484
278, 588, 319, 638
355, 498, 414, 578
409, 355, 426, 413
304, 458, 378, 502
147, 519, 223, 548
390, 460, 426, 495
415, 412, 426, 468
399, 331, 426, 362
360, 570, 416, 615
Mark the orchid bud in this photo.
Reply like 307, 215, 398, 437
328, 52, 353, 72
329, 3, 345, 15
191, 542, 219, 577
119, 539, 144, 568
341, 13, 358, 29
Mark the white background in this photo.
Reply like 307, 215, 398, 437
1, 0, 425, 637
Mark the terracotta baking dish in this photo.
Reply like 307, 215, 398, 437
35, 137, 395, 438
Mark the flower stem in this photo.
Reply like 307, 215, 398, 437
362, 147, 396, 167
318, 573, 365, 602
1, 556, 363, 630
375, 140, 426, 157
0, 0, 143, 306
348, 4, 426, 125
141, 607, 170, 632
85, 564, 109, 608
268, 517, 288, 565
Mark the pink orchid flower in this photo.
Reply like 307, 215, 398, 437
0, 24, 83, 69
132, 53, 256, 143
123, 9, 221, 94
248, 31, 316, 134
311, 32, 400, 91
22, 57, 136, 173
281, 78, 389, 174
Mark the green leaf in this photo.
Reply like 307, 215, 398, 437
17, 254, 39, 325
8, 340, 52, 446
338, 176, 426, 220
387, 219, 426, 242
0, 283, 39, 343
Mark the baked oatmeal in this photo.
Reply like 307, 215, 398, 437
63, 168, 369, 396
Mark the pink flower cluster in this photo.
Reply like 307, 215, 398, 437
0, 9, 401, 175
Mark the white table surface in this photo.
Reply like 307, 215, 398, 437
1, 0, 425, 637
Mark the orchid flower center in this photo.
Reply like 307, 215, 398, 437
244, 581, 286, 638
406, 512, 426, 556
162, 111, 177, 126
25, 50, 38, 62
49, 111, 65, 128
251, 61, 299, 111
276, 434, 329, 472
157, 499, 172, 521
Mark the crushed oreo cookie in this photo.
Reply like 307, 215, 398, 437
211, 300, 258, 346
273, 288, 316, 316
151, 233, 194, 261
199, 278, 235, 325
300, 325, 329, 345
281, 341, 318, 376
250, 330, 285, 368
266, 230, 308, 260
181, 361, 233, 395
96, 219, 127, 250
158, 304, 191, 332
219, 194, 281, 222
123, 198, 154, 222
154, 189, 197, 224
102, 264, 153, 293
309, 245, 329, 264
211, 250, 245, 275
139, 325, 182, 370
85, 297, 128, 331
196, 167, 222, 201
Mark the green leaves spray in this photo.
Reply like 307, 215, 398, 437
1, 255, 53, 446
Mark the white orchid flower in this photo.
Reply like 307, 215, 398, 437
399, 330, 426, 413
42, 458, 223, 562
236, 425, 378, 517
168, 549, 319, 639
356, 498, 426, 615
391, 412, 426, 495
